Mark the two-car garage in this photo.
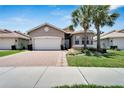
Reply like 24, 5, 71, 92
33, 36, 62, 50
28, 23, 65, 50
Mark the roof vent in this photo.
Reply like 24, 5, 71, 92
44, 27, 49, 32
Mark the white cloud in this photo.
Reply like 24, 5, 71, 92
60, 15, 72, 25
63, 15, 71, 20
0, 16, 31, 26
50, 8, 67, 16
10, 17, 28, 23
110, 5, 123, 10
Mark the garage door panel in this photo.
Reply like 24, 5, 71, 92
34, 37, 61, 50
0, 38, 14, 49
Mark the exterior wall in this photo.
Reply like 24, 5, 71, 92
113, 37, 124, 50
28, 25, 64, 38
94, 38, 113, 49
28, 25, 65, 46
96, 37, 124, 50
0, 38, 16, 49
17, 38, 29, 49
0, 38, 29, 50
100, 38, 110, 49
72, 33, 94, 48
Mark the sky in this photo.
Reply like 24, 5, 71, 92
0, 5, 123, 33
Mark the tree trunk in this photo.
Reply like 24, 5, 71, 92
84, 29, 87, 49
96, 26, 101, 52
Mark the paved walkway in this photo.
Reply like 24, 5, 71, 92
0, 51, 67, 67
0, 67, 124, 88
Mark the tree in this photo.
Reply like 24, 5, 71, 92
92, 5, 120, 51
71, 5, 93, 49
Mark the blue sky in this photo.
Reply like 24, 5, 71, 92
0, 5, 123, 33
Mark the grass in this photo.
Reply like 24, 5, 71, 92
0, 50, 25, 57
67, 50, 124, 67
55, 84, 124, 88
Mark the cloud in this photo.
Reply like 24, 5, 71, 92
50, 8, 67, 16
59, 15, 72, 27
110, 5, 123, 10
63, 15, 71, 20
3, 17, 31, 24
10, 17, 29, 23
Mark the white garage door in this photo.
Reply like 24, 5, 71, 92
0, 38, 15, 49
33, 36, 61, 50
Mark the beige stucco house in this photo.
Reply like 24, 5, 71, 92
94, 29, 124, 50
0, 29, 29, 50
28, 23, 94, 50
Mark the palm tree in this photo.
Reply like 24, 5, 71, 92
92, 5, 119, 52
71, 5, 93, 49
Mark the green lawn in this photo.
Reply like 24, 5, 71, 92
67, 50, 124, 67
55, 84, 124, 88
0, 50, 25, 57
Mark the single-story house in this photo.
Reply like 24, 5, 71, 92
27, 23, 94, 50
0, 29, 29, 50
94, 29, 124, 50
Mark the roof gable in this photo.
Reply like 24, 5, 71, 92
27, 23, 66, 34
0, 29, 29, 39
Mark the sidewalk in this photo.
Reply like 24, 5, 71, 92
0, 67, 124, 88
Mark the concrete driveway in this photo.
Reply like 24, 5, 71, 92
0, 51, 67, 67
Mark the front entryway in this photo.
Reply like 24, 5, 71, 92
33, 36, 62, 50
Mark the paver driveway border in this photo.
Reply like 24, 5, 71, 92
0, 67, 124, 88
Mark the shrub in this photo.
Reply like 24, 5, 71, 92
94, 51, 102, 57
67, 49, 82, 56
86, 48, 107, 53
117, 49, 121, 51
83, 49, 93, 56
67, 52, 76, 56
87, 47, 97, 52
100, 48, 107, 53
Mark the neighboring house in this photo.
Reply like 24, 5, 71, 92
94, 29, 124, 50
27, 23, 94, 50
0, 29, 29, 50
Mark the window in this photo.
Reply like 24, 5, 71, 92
75, 36, 80, 45
82, 37, 93, 45
82, 40, 84, 44
75, 41, 79, 44
82, 37, 85, 44
87, 40, 89, 44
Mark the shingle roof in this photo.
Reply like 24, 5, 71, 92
94, 29, 124, 40
0, 29, 30, 39
71, 30, 95, 35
